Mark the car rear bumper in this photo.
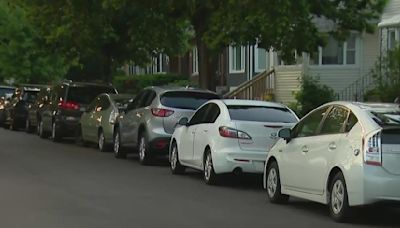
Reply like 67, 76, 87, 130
362, 167, 400, 204
148, 137, 171, 155
212, 149, 267, 174
55, 117, 80, 137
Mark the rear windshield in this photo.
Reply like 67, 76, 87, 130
0, 87, 14, 98
228, 105, 298, 123
160, 91, 219, 110
371, 111, 400, 126
67, 86, 116, 104
23, 91, 39, 103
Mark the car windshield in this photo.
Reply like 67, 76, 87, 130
23, 90, 39, 103
67, 86, 117, 104
160, 91, 219, 110
0, 87, 14, 98
228, 105, 298, 123
370, 111, 400, 126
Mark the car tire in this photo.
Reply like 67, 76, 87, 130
170, 142, 185, 174
98, 129, 110, 152
266, 162, 289, 204
113, 129, 126, 159
138, 132, 151, 165
9, 118, 17, 131
25, 119, 33, 133
204, 149, 218, 185
38, 120, 48, 138
329, 172, 351, 223
51, 121, 61, 142
74, 125, 88, 147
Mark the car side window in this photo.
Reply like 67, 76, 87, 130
190, 104, 211, 125
87, 97, 99, 112
292, 106, 329, 138
320, 106, 349, 135
127, 91, 145, 111
345, 112, 358, 132
204, 103, 220, 123
97, 96, 110, 111
143, 90, 156, 107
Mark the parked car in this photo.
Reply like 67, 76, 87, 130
38, 81, 118, 141
26, 86, 52, 133
113, 86, 219, 164
3, 85, 43, 130
79, 93, 134, 151
0, 85, 15, 126
170, 99, 298, 185
264, 102, 400, 222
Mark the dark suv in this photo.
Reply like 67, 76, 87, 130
3, 85, 43, 130
38, 81, 117, 141
26, 86, 51, 133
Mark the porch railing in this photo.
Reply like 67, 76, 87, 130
223, 69, 275, 100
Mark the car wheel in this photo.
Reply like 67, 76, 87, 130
98, 130, 110, 152
329, 172, 351, 222
38, 120, 47, 138
113, 129, 126, 159
25, 119, 33, 133
204, 149, 218, 185
266, 162, 289, 203
138, 133, 151, 165
9, 118, 17, 131
74, 125, 88, 147
51, 121, 61, 142
170, 142, 185, 174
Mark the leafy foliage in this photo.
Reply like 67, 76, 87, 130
290, 76, 336, 117
0, 1, 67, 84
365, 45, 400, 102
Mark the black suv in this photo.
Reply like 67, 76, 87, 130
3, 85, 43, 130
38, 81, 118, 141
26, 86, 51, 133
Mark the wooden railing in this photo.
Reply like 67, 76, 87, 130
224, 69, 275, 100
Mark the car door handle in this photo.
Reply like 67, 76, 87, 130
203, 130, 208, 133
329, 143, 337, 150
302, 146, 309, 153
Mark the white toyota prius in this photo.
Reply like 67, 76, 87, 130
169, 99, 298, 185
264, 102, 400, 222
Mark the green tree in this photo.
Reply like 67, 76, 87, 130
366, 45, 400, 102
22, 0, 189, 82
0, 1, 67, 84
159, 0, 387, 90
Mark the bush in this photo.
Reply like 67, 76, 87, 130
113, 73, 191, 94
290, 76, 336, 118
365, 46, 400, 102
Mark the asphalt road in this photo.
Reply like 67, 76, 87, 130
0, 128, 399, 228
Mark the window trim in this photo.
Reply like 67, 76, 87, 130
254, 44, 268, 73
308, 34, 359, 67
229, 46, 245, 73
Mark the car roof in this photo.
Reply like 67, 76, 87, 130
108, 93, 135, 100
325, 101, 400, 112
221, 99, 288, 108
61, 81, 114, 87
0, 85, 15, 89
144, 86, 218, 95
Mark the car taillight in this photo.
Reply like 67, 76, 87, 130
151, 108, 174, 117
58, 101, 80, 110
219, 126, 251, 139
109, 109, 119, 124
364, 131, 382, 166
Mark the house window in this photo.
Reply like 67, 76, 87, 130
229, 46, 245, 73
152, 54, 167, 74
388, 29, 398, 50
255, 45, 268, 72
192, 47, 198, 74
310, 34, 357, 66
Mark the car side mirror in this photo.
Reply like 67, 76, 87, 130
178, 117, 189, 126
278, 128, 292, 142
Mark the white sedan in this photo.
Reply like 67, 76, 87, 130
264, 102, 400, 222
169, 99, 298, 185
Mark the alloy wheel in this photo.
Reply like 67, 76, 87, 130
114, 132, 120, 155
98, 131, 105, 151
139, 136, 146, 161
267, 168, 278, 198
170, 146, 178, 170
331, 180, 345, 215
204, 153, 213, 181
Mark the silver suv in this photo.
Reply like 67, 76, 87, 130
113, 86, 219, 164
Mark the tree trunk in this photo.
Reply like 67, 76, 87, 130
196, 38, 217, 91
